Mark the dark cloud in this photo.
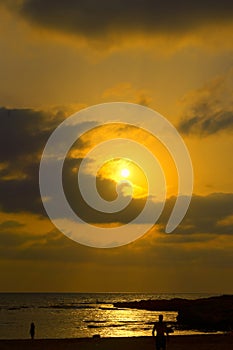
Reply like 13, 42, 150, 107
1, 107, 232, 237
0, 107, 65, 214
179, 110, 233, 135
0, 219, 232, 272
0, 231, 35, 248
0, 228, 99, 262
6, 0, 233, 40
178, 71, 233, 135
0, 107, 64, 161
166, 193, 233, 235
62, 158, 147, 224
0, 107, 123, 217
0, 220, 25, 230
0, 175, 44, 214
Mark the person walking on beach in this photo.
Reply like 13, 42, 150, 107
152, 314, 169, 350
29, 322, 35, 339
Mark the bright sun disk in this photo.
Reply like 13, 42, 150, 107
121, 168, 130, 178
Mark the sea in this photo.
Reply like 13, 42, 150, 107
0, 292, 220, 339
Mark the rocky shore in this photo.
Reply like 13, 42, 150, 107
113, 295, 233, 331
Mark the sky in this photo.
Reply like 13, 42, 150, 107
0, 0, 233, 292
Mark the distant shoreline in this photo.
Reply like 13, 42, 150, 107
0, 334, 232, 350
114, 295, 233, 332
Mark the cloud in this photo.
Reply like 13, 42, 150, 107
0, 214, 232, 274
62, 160, 147, 224
0, 191, 232, 293
0, 107, 126, 215
4, 1, 233, 41
179, 111, 233, 136
0, 106, 96, 214
0, 107, 65, 214
178, 70, 233, 135
0, 107, 64, 161
164, 193, 233, 236
1, 106, 233, 238
0, 220, 25, 230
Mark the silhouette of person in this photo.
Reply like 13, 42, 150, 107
30, 322, 35, 339
152, 314, 169, 350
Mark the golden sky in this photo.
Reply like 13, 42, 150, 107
0, 0, 233, 292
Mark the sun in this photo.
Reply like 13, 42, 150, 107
121, 168, 130, 178
97, 158, 148, 199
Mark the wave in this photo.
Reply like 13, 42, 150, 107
39, 304, 96, 310
87, 324, 126, 329
4, 303, 118, 311
7, 306, 29, 311
86, 320, 149, 329
84, 320, 108, 323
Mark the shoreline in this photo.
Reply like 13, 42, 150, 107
0, 334, 232, 350
113, 295, 233, 332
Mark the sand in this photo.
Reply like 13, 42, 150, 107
0, 334, 232, 350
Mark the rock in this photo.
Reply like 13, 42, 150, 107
93, 334, 101, 339
113, 295, 233, 331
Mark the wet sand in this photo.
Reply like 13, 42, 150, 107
0, 334, 232, 350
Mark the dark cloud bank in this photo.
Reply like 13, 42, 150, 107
5, 0, 233, 39
0, 107, 64, 214
0, 107, 233, 238
179, 109, 233, 136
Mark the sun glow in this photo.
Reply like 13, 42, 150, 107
121, 168, 130, 178
97, 158, 148, 199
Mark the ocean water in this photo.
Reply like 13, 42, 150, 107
0, 293, 219, 339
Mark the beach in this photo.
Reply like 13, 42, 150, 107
0, 335, 232, 350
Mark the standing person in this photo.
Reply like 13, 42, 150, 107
29, 322, 35, 339
152, 314, 169, 350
